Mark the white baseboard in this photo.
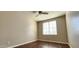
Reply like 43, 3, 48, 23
8, 40, 37, 48
67, 43, 72, 48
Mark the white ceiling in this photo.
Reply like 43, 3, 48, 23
34, 11, 66, 21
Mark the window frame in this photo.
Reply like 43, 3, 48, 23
42, 20, 57, 35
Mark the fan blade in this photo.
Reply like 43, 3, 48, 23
42, 12, 48, 14
39, 11, 48, 14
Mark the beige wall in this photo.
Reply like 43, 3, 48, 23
37, 15, 68, 44
66, 11, 79, 48
0, 11, 37, 47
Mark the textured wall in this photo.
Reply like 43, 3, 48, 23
66, 11, 79, 48
0, 11, 37, 47
37, 15, 68, 44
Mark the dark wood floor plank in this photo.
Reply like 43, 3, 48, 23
15, 41, 70, 48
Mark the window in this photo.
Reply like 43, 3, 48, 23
43, 20, 57, 35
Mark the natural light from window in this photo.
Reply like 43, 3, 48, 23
43, 20, 57, 35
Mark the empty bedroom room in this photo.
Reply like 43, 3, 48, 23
0, 11, 69, 48
0, 11, 79, 48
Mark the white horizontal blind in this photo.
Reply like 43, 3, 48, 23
43, 20, 57, 35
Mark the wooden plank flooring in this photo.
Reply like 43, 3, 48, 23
15, 41, 70, 48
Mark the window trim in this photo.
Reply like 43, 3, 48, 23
42, 20, 57, 35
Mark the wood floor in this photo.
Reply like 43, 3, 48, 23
15, 41, 70, 48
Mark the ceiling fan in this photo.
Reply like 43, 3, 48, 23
33, 11, 48, 17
